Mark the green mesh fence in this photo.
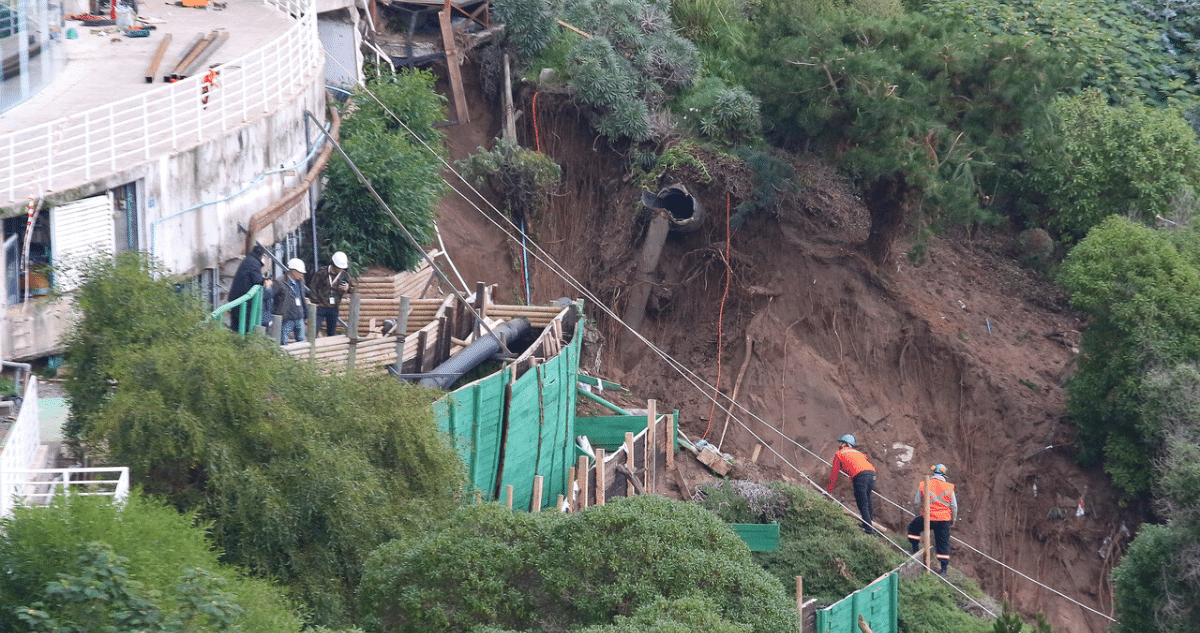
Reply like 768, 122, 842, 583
814, 571, 898, 633
434, 331, 581, 510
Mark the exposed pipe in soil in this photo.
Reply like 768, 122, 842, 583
416, 317, 531, 389
620, 210, 670, 360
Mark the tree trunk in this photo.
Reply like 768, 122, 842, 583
863, 172, 913, 266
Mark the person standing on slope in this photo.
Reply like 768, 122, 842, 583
828, 434, 877, 534
908, 463, 958, 575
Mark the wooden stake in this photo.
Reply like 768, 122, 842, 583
595, 448, 606, 506
475, 489, 482, 504
556, 493, 564, 512
718, 335, 753, 451
393, 296, 410, 374
796, 576, 803, 633
924, 475, 932, 574
531, 475, 543, 512
145, 33, 173, 83
566, 466, 576, 512
624, 432, 635, 497
502, 53, 516, 140
506, 484, 514, 509
665, 413, 675, 471
646, 400, 657, 494
307, 303, 318, 361
577, 454, 589, 510
347, 292, 361, 370
751, 444, 763, 463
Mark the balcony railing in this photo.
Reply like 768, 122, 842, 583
1, 467, 131, 518
0, 0, 322, 205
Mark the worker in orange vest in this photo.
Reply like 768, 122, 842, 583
827, 434, 877, 534
908, 463, 959, 575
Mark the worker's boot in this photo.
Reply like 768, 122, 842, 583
939, 562, 948, 576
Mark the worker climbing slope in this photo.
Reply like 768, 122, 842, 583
908, 463, 959, 575
828, 434, 877, 534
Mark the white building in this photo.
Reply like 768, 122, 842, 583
0, 0, 350, 361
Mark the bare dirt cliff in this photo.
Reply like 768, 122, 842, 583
433, 56, 1134, 633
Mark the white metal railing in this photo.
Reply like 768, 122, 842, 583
0, 0, 322, 204
0, 467, 131, 518
0, 375, 40, 493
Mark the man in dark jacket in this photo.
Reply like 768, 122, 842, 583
309, 250, 354, 336
274, 258, 309, 344
228, 245, 271, 333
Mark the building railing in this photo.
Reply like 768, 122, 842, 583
0, 375, 40, 502
0, 0, 322, 205
210, 283, 263, 334
1, 467, 131, 519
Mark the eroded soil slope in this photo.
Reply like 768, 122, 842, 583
434, 58, 1132, 633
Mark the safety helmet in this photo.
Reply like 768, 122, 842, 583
287, 258, 307, 274
332, 251, 349, 269
931, 464, 947, 475
838, 434, 856, 447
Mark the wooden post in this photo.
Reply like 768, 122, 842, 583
555, 494, 564, 512
145, 33, 173, 83
625, 432, 635, 497
393, 296, 410, 374
923, 475, 932, 574
796, 576, 803, 633
415, 330, 428, 373
751, 444, 763, 463
577, 455, 589, 510
595, 448, 606, 506
474, 281, 486, 338
646, 400, 657, 494
438, 4, 470, 124
475, 489, 482, 504
307, 303, 318, 361
665, 413, 675, 471
566, 466, 576, 512
347, 293, 361, 370
506, 484, 514, 509
531, 475, 543, 512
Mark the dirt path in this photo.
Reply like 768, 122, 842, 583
433, 56, 1130, 632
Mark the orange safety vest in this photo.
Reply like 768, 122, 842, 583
920, 478, 955, 522
834, 447, 875, 478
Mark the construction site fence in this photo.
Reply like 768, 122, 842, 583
814, 571, 898, 633
0, 0, 322, 204
434, 323, 581, 510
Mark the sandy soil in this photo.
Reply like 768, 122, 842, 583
430, 52, 1132, 633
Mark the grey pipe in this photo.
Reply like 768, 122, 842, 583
2, 360, 31, 397
418, 318, 531, 390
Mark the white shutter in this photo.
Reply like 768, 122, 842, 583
51, 193, 115, 291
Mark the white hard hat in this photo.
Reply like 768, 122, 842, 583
287, 258, 307, 274
332, 251, 349, 269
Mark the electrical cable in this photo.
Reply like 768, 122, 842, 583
320, 50, 1115, 624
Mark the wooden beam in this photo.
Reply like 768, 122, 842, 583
594, 448, 606, 506
531, 475, 543, 512
145, 33, 173, 83
438, 6, 470, 124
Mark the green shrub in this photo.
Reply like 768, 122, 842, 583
897, 573, 992, 633
1021, 91, 1200, 242
454, 138, 562, 225
493, 0, 556, 58
674, 76, 761, 145
318, 68, 448, 272
62, 257, 465, 627
0, 492, 303, 633
360, 496, 797, 633
696, 480, 901, 602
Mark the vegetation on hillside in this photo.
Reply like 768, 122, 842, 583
0, 493, 305, 633
318, 68, 448, 272
62, 254, 464, 627
360, 496, 798, 633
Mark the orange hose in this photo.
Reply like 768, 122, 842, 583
703, 193, 732, 439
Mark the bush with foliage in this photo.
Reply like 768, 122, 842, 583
695, 480, 900, 601
673, 76, 761, 145
454, 138, 562, 225
921, 0, 1200, 109
1110, 363, 1200, 631
360, 496, 797, 633
62, 256, 465, 627
744, 5, 1079, 262
1059, 216, 1200, 496
1020, 91, 1200, 242
0, 492, 304, 633
318, 68, 448, 272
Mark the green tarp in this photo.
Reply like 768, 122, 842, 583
728, 523, 780, 551
814, 571, 898, 633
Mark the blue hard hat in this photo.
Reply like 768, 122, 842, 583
931, 464, 947, 475
838, 434, 856, 447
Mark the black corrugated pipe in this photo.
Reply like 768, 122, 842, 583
418, 318, 532, 390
